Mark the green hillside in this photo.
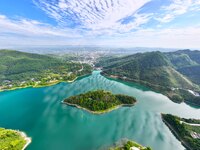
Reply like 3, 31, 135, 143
0, 50, 92, 91
98, 51, 200, 106
173, 50, 200, 64
165, 50, 200, 85
178, 66, 200, 85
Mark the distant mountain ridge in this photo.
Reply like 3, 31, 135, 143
97, 50, 200, 106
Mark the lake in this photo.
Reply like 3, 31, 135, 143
0, 71, 199, 150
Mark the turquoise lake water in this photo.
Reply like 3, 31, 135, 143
0, 71, 199, 150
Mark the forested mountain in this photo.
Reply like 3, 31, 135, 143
165, 50, 200, 85
97, 50, 200, 106
0, 50, 92, 90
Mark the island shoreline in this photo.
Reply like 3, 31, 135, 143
62, 101, 135, 115
19, 131, 31, 150
1, 129, 32, 150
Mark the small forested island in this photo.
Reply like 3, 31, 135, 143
0, 50, 92, 92
0, 128, 31, 150
162, 114, 200, 150
63, 90, 136, 114
108, 140, 152, 150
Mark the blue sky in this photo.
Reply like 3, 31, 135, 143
0, 0, 200, 48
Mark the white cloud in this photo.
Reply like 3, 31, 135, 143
165, 0, 191, 14
156, 0, 200, 23
0, 15, 6, 19
112, 26, 200, 48
1, 14, 200, 49
191, 0, 200, 11
33, 0, 151, 32
1, 0, 200, 48
0, 14, 88, 47
0, 15, 81, 37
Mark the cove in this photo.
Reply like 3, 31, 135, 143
0, 71, 199, 150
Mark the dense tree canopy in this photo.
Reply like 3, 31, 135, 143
109, 140, 152, 150
0, 128, 28, 150
162, 114, 200, 150
64, 90, 136, 112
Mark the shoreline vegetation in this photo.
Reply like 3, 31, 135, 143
161, 114, 200, 150
96, 50, 200, 107
101, 72, 200, 107
62, 101, 135, 114
0, 50, 92, 92
0, 128, 31, 150
63, 90, 136, 114
0, 73, 91, 92
108, 139, 152, 150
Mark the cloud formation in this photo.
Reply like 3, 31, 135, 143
33, 0, 200, 34
156, 0, 200, 22
0, 14, 81, 37
0, 0, 200, 48
33, 0, 151, 32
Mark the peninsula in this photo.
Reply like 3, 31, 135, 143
97, 50, 200, 106
0, 128, 31, 150
63, 90, 136, 114
162, 114, 200, 150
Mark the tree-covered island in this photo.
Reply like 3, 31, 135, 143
63, 90, 137, 114
0, 128, 31, 150
108, 140, 152, 150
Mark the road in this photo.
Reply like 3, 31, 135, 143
180, 121, 200, 126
